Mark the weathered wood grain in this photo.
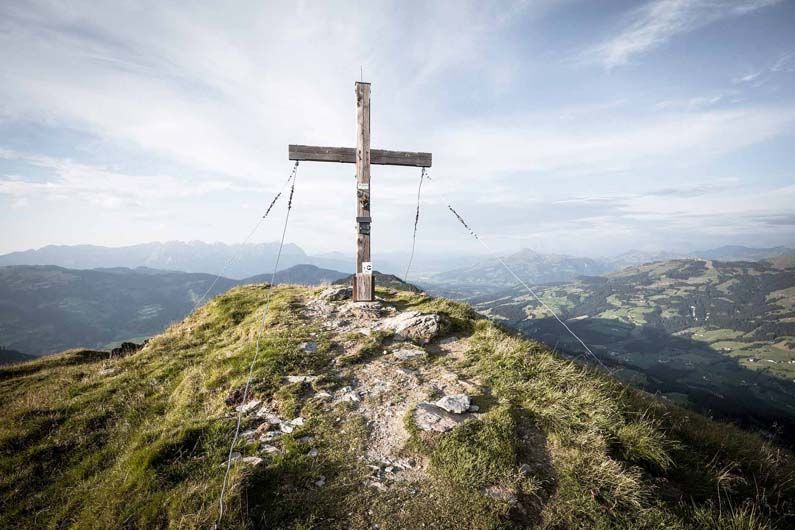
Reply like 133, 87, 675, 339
288, 145, 431, 167
372, 149, 432, 167
353, 273, 373, 302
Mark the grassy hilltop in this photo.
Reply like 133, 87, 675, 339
1, 284, 794, 529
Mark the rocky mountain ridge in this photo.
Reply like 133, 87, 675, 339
1, 284, 793, 529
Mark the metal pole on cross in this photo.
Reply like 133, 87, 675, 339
288, 81, 432, 302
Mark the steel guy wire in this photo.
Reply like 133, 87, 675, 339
216, 163, 299, 527
402, 167, 426, 283
193, 162, 299, 312
424, 172, 612, 374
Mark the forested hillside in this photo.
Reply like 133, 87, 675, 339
0, 264, 346, 357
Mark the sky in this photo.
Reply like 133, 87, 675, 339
1, 0, 794, 260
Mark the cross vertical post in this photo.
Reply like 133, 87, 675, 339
354, 82, 373, 301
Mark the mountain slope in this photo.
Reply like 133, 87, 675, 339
696, 245, 795, 262
0, 346, 34, 365
424, 247, 795, 299
472, 259, 795, 442
1, 285, 792, 529
607, 246, 795, 270
0, 265, 238, 355
333, 270, 422, 292
0, 264, 348, 356
425, 249, 615, 297
246, 264, 348, 286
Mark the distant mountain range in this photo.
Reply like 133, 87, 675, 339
0, 264, 347, 359
0, 241, 352, 279
609, 245, 795, 267
2, 241, 793, 360
470, 258, 795, 439
0, 242, 484, 279
422, 245, 795, 297
696, 245, 795, 261
3, 242, 791, 284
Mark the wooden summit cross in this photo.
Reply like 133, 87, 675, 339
289, 82, 432, 302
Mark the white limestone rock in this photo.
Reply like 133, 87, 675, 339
236, 399, 262, 413
413, 402, 469, 432
377, 311, 446, 344
435, 394, 471, 414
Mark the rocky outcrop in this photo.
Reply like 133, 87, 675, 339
318, 285, 352, 301
377, 311, 447, 344
110, 341, 146, 358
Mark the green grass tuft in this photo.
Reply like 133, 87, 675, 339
613, 414, 675, 470
429, 406, 518, 489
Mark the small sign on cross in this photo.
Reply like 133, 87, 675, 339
288, 82, 432, 302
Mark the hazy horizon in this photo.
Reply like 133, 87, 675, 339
1, 237, 792, 262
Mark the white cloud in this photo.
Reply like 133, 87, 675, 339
0, 150, 262, 207
771, 50, 795, 72
733, 71, 764, 84
653, 94, 726, 111
432, 106, 795, 181
588, 0, 781, 68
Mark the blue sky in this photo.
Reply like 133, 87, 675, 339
1, 0, 794, 259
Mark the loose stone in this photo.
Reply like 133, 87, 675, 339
413, 402, 469, 432
236, 399, 262, 413
435, 394, 470, 414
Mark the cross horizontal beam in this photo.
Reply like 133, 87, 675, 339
289, 144, 431, 167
